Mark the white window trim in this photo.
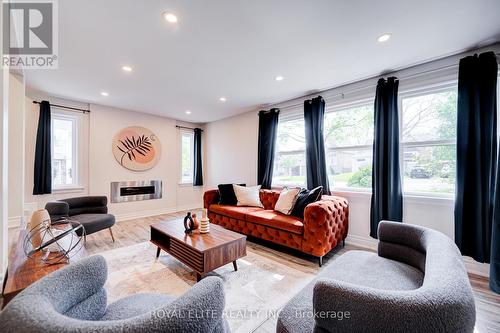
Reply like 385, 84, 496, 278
398, 82, 458, 199
51, 111, 80, 190
179, 130, 194, 185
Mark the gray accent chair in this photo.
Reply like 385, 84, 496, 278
45, 196, 116, 242
0, 255, 230, 333
277, 221, 476, 333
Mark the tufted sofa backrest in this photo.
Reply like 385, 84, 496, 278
259, 189, 281, 210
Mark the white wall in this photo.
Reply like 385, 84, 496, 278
205, 111, 259, 188
22, 94, 205, 222
88, 104, 204, 220
8, 73, 25, 227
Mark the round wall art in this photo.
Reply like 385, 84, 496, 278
112, 126, 161, 171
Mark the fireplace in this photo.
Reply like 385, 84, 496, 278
110, 180, 162, 203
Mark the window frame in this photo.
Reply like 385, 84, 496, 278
398, 82, 458, 199
271, 115, 307, 188
325, 99, 375, 192
51, 111, 79, 190
179, 130, 195, 185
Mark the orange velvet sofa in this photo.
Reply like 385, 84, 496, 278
203, 189, 349, 265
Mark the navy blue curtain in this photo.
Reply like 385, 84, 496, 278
454, 52, 498, 293
193, 128, 203, 186
304, 96, 330, 194
33, 100, 52, 195
257, 109, 280, 189
370, 77, 403, 238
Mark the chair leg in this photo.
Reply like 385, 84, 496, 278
109, 228, 115, 242
319, 256, 323, 267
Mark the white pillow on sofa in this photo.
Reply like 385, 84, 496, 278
274, 188, 301, 215
233, 185, 263, 207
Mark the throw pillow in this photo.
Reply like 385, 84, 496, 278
218, 183, 245, 205
233, 185, 263, 207
274, 188, 301, 215
291, 186, 323, 219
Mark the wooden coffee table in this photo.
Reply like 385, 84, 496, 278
150, 220, 246, 281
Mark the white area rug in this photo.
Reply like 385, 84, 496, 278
100, 241, 321, 333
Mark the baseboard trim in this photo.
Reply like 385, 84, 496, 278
345, 234, 377, 250
114, 204, 202, 222
346, 234, 490, 278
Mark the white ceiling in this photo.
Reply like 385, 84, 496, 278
25, 0, 500, 123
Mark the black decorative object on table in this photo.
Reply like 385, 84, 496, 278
184, 212, 195, 234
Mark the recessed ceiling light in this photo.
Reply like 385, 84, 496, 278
185, 110, 191, 114
163, 12, 178, 23
122, 65, 132, 72
377, 33, 391, 43
219, 97, 227, 102
101, 91, 109, 97
275, 75, 284, 81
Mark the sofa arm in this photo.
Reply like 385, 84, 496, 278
302, 196, 349, 257
45, 201, 70, 221
203, 190, 220, 209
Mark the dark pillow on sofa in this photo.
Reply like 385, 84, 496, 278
218, 184, 246, 205
291, 186, 323, 219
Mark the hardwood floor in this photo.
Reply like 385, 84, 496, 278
5, 209, 500, 332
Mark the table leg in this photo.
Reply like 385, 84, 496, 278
196, 273, 202, 282
156, 247, 161, 258
233, 260, 238, 271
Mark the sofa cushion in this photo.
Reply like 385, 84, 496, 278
327, 250, 424, 290
274, 188, 301, 215
291, 186, 323, 219
71, 214, 115, 235
218, 183, 245, 205
101, 293, 174, 321
245, 210, 304, 235
233, 185, 264, 207
209, 204, 263, 220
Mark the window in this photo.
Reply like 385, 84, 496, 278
401, 88, 457, 196
272, 118, 306, 187
180, 131, 194, 184
52, 114, 78, 188
325, 104, 374, 190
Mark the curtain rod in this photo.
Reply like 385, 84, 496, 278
33, 101, 90, 114
176, 125, 203, 132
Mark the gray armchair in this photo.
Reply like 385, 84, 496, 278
277, 221, 476, 333
0, 255, 230, 333
45, 196, 115, 242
